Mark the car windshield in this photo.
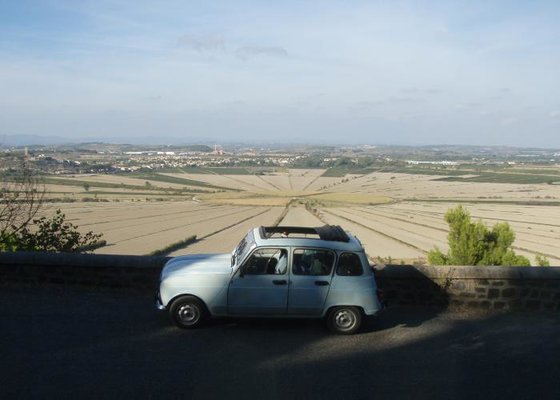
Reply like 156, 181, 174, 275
232, 230, 255, 267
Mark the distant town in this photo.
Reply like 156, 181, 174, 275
3, 142, 560, 175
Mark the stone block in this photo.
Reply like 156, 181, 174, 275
545, 281, 560, 289
451, 281, 466, 291
508, 300, 523, 309
475, 287, 487, 293
493, 301, 506, 310
502, 288, 517, 298
525, 300, 542, 310
491, 281, 505, 287
488, 288, 500, 299
480, 301, 491, 309
540, 291, 552, 300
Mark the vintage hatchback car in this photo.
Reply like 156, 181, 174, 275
156, 225, 382, 334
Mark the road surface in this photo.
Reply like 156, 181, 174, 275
1, 287, 559, 399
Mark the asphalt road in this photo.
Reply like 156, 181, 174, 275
2, 286, 560, 400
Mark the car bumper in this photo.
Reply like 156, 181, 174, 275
155, 292, 165, 310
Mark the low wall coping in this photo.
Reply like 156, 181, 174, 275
377, 264, 560, 280
0, 251, 169, 269
1, 252, 559, 279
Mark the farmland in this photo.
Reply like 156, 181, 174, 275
36, 167, 560, 265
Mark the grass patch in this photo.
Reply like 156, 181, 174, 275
128, 172, 230, 190
307, 193, 392, 206
404, 198, 560, 206
321, 168, 376, 177
508, 168, 560, 176
167, 167, 255, 175
148, 235, 198, 256
43, 177, 140, 190
198, 191, 292, 206
434, 173, 560, 184
197, 190, 392, 207
77, 240, 107, 252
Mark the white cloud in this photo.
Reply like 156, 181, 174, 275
235, 46, 288, 60
2, 0, 560, 146
177, 34, 225, 52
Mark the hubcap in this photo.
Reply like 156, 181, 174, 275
335, 310, 356, 330
177, 304, 199, 325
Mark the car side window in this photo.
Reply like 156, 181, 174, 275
242, 248, 287, 275
336, 252, 363, 276
292, 248, 335, 276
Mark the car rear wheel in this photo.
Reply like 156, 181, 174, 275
169, 295, 208, 329
327, 306, 362, 335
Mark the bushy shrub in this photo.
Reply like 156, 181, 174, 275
428, 205, 531, 266
1, 210, 104, 253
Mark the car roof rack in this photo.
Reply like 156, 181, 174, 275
260, 225, 351, 242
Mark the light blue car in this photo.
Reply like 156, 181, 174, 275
156, 225, 383, 334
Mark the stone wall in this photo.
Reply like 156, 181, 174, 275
1, 252, 559, 311
0, 251, 168, 291
376, 264, 560, 311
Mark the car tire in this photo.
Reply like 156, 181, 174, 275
327, 306, 362, 335
169, 295, 208, 329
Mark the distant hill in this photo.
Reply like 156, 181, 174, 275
0, 135, 76, 146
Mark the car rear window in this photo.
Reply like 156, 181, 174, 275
336, 252, 363, 276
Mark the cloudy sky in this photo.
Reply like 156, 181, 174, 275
1, 0, 559, 147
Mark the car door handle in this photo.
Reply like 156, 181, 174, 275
272, 280, 287, 285
315, 281, 329, 286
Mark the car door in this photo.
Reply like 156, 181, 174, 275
228, 247, 289, 315
288, 248, 335, 316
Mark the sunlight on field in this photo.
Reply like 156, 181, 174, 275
37, 168, 560, 265
308, 192, 392, 205
197, 191, 295, 206
196, 190, 392, 206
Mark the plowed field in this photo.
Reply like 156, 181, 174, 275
40, 168, 560, 265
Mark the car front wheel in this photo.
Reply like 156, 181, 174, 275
169, 295, 208, 329
327, 306, 362, 334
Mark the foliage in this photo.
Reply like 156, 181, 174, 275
0, 158, 45, 237
1, 209, 104, 252
535, 254, 550, 267
428, 205, 531, 266
0, 159, 104, 252
149, 235, 197, 256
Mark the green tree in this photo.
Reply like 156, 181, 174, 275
0, 158, 44, 238
3, 210, 104, 252
428, 205, 530, 266
535, 254, 550, 267
1, 158, 104, 253
83, 182, 90, 192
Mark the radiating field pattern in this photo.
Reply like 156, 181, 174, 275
44, 169, 560, 265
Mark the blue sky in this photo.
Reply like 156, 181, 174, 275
1, 0, 559, 147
